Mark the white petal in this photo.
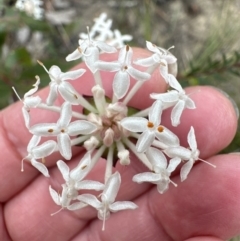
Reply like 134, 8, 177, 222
24, 96, 41, 108
68, 120, 97, 135
30, 123, 59, 136
150, 90, 179, 103
146, 147, 167, 169
49, 65, 61, 79
67, 202, 86, 210
75, 180, 105, 191
85, 47, 99, 73
171, 100, 185, 127
136, 130, 155, 153
49, 186, 60, 205
22, 107, 30, 128
118, 45, 131, 63
97, 61, 120, 72
57, 102, 72, 127
146, 41, 159, 53
60, 68, 86, 81
180, 160, 194, 181
134, 56, 155, 67
187, 126, 197, 151
31, 159, 49, 177
57, 160, 70, 182
58, 82, 80, 105
57, 133, 72, 160
77, 194, 102, 209
27, 135, 41, 152
157, 180, 169, 194
109, 201, 138, 212
168, 75, 183, 92
120, 117, 147, 132
70, 152, 91, 181
96, 41, 117, 53
66, 48, 82, 61
24, 78, 40, 98
160, 61, 168, 81
32, 140, 56, 159
102, 172, 121, 204
185, 97, 196, 109
113, 71, 130, 99
149, 100, 162, 125
132, 172, 160, 183
127, 66, 150, 81
46, 83, 58, 106
164, 146, 191, 160
155, 127, 179, 147
167, 157, 181, 173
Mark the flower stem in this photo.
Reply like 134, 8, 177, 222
38, 103, 87, 119
123, 138, 152, 170
105, 146, 113, 183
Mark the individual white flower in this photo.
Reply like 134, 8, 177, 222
22, 135, 56, 177
164, 126, 216, 181
134, 41, 177, 67
97, 45, 151, 99
12, 76, 41, 128
120, 101, 179, 152
133, 147, 181, 193
49, 184, 86, 215
150, 89, 196, 126
77, 172, 137, 230
30, 102, 97, 160
37, 61, 86, 105
66, 32, 117, 73
57, 152, 105, 200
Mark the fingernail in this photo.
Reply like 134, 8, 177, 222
213, 87, 239, 119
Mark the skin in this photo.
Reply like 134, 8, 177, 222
0, 48, 239, 241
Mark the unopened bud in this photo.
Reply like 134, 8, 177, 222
84, 136, 99, 151
118, 150, 130, 165
103, 128, 114, 147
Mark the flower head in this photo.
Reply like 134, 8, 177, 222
22, 135, 56, 177
77, 172, 137, 230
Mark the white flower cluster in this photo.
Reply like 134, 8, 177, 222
17, 20, 216, 231
79, 12, 133, 48
15, 0, 44, 20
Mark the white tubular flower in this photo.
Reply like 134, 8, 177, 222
77, 172, 137, 230
66, 33, 117, 73
133, 147, 181, 193
22, 135, 56, 177
30, 102, 97, 160
120, 101, 179, 152
164, 126, 216, 181
134, 41, 177, 67
19, 76, 41, 128
49, 184, 86, 216
97, 45, 151, 99
38, 61, 86, 105
151, 89, 196, 127
57, 152, 105, 199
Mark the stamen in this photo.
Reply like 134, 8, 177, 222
126, 45, 130, 51
51, 207, 64, 216
81, 165, 87, 170
12, 87, 22, 102
147, 122, 154, 128
198, 158, 216, 168
157, 126, 164, 132
42, 157, 45, 164
48, 129, 54, 133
